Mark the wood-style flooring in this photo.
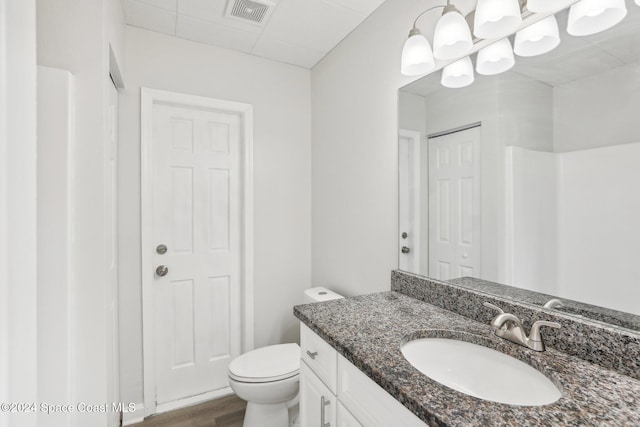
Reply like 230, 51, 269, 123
130, 395, 246, 427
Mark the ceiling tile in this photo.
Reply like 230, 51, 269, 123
178, 0, 274, 33
252, 35, 325, 68
177, 0, 227, 22
135, 0, 177, 11
176, 15, 260, 53
123, 0, 177, 35
323, 0, 384, 15
260, 0, 365, 52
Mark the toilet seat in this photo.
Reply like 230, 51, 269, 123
228, 343, 300, 384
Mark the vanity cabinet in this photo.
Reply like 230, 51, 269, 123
300, 323, 425, 427
300, 361, 337, 427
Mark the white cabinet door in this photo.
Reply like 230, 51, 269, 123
337, 402, 362, 427
337, 355, 425, 427
301, 361, 337, 427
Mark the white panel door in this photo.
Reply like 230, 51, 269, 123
428, 126, 481, 280
151, 102, 242, 405
398, 130, 421, 273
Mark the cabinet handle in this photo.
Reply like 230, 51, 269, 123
320, 395, 331, 427
306, 350, 318, 359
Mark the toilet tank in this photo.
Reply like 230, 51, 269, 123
304, 287, 343, 303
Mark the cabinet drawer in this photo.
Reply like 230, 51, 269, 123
338, 354, 426, 427
301, 323, 337, 393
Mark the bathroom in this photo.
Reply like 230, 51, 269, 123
1, 0, 639, 426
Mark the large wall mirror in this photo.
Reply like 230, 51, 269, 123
397, 0, 640, 332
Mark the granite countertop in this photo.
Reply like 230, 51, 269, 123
294, 292, 640, 427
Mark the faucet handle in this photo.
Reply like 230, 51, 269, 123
483, 302, 504, 314
529, 320, 561, 342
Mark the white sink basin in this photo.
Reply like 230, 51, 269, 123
401, 338, 561, 406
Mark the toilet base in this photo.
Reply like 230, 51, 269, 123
243, 402, 289, 427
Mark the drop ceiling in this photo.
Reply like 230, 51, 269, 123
122, 0, 387, 68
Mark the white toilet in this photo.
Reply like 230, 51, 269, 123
228, 287, 343, 427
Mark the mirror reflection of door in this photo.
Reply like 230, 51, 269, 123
398, 129, 421, 273
427, 125, 481, 281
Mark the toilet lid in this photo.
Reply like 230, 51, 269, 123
228, 343, 300, 383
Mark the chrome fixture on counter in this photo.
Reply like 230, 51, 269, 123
483, 302, 560, 351
543, 298, 565, 309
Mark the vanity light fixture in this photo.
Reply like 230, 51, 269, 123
433, 2, 473, 60
567, 0, 627, 36
514, 15, 560, 57
401, 1, 472, 75
441, 57, 475, 88
476, 38, 515, 75
474, 0, 523, 39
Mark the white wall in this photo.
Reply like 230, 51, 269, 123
119, 26, 312, 407
0, 1, 38, 426
311, 0, 429, 296
37, 66, 75, 427
37, 0, 125, 425
554, 61, 640, 152
498, 76, 553, 152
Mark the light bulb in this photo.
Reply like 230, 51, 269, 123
441, 57, 475, 88
474, 0, 522, 39
433, 7, 473, 60
514, 15, 560, 57
401, 29, 435, 76
476, 38, 515, 75
567, 0, 627, 36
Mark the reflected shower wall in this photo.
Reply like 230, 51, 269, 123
506, 142, 640, 316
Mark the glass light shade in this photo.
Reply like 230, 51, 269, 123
636, 0, 640, 6
567, 0, 627, 36
441, 57, 475, 88
476, 38, 515, 75
514, 15, 560, 57
433, 10, 473, 60
526, 0, 558, 13
401, 30, 435, 76
474, 0, 522, 39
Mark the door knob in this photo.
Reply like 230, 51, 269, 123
156, 265, 169, 277
401, 246, 411, 254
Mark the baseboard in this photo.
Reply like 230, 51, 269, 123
122, 402, 145, 426
155, 387, 234, 414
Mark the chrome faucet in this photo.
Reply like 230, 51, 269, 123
543, 298, 564, 309
483, 302, 561, 352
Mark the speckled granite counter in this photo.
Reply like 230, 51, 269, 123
294, 292, 640, 427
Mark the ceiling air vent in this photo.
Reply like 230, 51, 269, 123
225, 0, 274, 25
